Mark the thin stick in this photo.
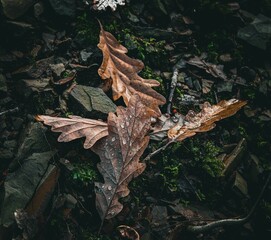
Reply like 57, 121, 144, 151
187, 170, 271, 233
167, 68, 179, 114
0, 107, 19, 116
143, 139, 174, 162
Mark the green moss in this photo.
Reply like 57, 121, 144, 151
121, 28, 167, 67
189, 140, 223, 178
140, 66, 166, 96
76, 12, 99, 45
71, 162, 98, 184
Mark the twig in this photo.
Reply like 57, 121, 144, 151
167, 59, 187, 114
143, 139, 174, 162
167, 68, 179, 114
0, 107, 19, 116
187, 170, 271, 233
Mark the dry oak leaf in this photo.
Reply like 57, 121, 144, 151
97, 23, 166, 117
92, 95, 151, 220
168, 99, 247, 141
36, 115, 108, 149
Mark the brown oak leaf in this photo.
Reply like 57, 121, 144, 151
36, 115, 108, 149
91, 95, 151, 220
97, 22, 166, 117
168, 99, 247, 141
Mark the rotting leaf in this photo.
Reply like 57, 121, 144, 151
168, 99, 247, 141
91, 95, 151, 220
187, 56, 228, 81
97, 22, 166, 117
36, 115, 108, 149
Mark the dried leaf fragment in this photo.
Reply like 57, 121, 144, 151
98, 23, 166, 117
36, 115, 108, 149
168, 99, 247, 141
92, 95, 151, 220
187, 56, 228, 81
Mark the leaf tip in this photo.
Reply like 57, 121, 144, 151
35, 115, 43, 122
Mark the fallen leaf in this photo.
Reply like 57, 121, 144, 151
26, 165, 60, 217
92, 95, 151, 220
150, 113, 184, 141
187, 56, 228, 81
97, 22, 166, 117
168, 99, 247, 141
36, 115, 108, 149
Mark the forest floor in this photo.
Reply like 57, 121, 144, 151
1, 0, 271, 239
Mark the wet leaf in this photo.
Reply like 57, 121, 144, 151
92, 95, 151, 220
36, 115, 108, 149
150, 113, 184, 141
168, 99, 247, 141
97, 22, 166, 117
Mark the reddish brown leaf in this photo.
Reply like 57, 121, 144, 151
97, 23, 166, 117
26, 166, 60, 217
168, 99, 247, 141
92, 95, 151, 220
36, 115, 108, 149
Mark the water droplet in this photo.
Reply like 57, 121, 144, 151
101, 185, 105, 189
111, 137, 116, 142
107, 185, 112, 191
122, 139, 127, 145
129, 115, 132, 119
110, 211, 115, 215
108, 197, 111, 200
120, 123, 125, 128
129, 142, 132, 147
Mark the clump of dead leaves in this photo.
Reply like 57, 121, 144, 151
37, 23, 246, 226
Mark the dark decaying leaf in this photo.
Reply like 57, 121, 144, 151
168, 99, 247, 141
92, 95, 151, 220
36, 115, 108, 149
187, 56, 228, 81
97, 22, 166, 117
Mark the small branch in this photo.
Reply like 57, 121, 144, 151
143, 139, 174, 162
187, 170, 271, 234
0, 107, 19, 116
167, 68, 179, 114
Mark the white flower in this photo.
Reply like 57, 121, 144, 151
93, 0, 126, 11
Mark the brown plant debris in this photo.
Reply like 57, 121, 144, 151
168, 99, 247, 141
97, 22, 166, 117
36, 115, 108, 149
91, 95, 151, 220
